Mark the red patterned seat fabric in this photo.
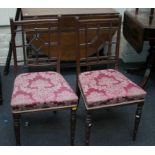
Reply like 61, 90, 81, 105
79, 69, 146, 109
11, 72, 78, 112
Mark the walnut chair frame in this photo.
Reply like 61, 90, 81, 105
10, 17, 78, 145
75, 16, 146, 145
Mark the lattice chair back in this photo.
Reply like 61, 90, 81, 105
76, 16, 122, 75
10, 18, 61, 75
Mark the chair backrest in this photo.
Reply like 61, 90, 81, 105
76, 15, 122, 75
10, 18, 60, 75
58, 15, 79, 62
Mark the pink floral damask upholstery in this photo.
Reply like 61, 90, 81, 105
79, 69, 146, 109
11, 72, 78, 112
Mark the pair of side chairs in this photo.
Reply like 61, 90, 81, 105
10, 15, 146, 145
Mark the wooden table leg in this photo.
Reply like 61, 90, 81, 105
141, 40, 155, 88
126, 40, 155, 89
3, 8, 22, 76
3, 41, 12, 75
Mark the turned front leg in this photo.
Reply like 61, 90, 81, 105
133, 103, 144, 141
85, 110, 92, 145
13, 113, 21, 145
70, 107, 77, 145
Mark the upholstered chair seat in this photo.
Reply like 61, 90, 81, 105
79, 69, 146, 110
11, 72, 78, 112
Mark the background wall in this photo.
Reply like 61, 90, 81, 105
0, 8, 16, 26
0, 8, 148, 65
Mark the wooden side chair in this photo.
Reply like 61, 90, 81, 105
76, 16, 147, 145
10, 18, 78, 145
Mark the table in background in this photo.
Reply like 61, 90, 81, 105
22, 8, 120, 61
123, 8, 155, 88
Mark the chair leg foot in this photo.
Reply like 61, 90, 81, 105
70, 108, 77, 146
85, 110, 92, 146
133, 104, 143, 141
13, 113, 21, 145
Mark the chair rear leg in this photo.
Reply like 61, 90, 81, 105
76, 83, 81, 102
85, 110, 92, 145
13, 113, 21, 145
70, 107, 77, 145
133, 103, 144, 141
